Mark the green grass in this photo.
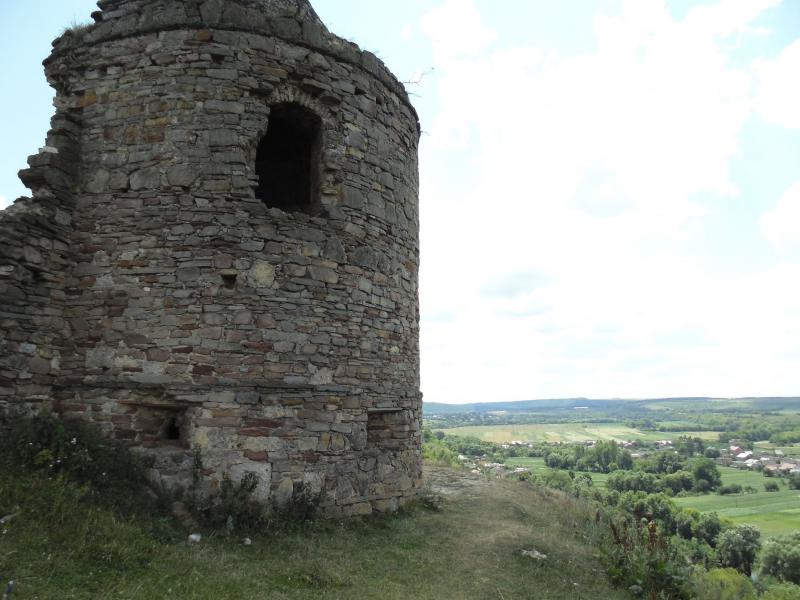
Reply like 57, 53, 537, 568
504, 457, 547, 470
674, 467, 800, 536
0, 466, 629, 600
439, 422, 721, 444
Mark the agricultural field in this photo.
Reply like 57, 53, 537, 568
754, 442, 800, 457
438, 422, 721, 444
674, 467, 800, 537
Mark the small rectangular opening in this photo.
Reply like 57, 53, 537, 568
221, 272, 237, 289
133, 405, 188, 448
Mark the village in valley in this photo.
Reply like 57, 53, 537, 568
722, 443, 800, 476
444, 436, 800, 479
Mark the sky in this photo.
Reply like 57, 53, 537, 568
1, 1, 798, 403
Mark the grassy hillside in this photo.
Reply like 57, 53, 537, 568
0, 466, 629, 600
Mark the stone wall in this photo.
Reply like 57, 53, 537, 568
0, 108, 80, 412
0, 0, 421, 517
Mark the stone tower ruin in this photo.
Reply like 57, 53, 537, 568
0, 0, 421, 516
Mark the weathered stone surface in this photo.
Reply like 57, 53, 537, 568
129, 168, 161, 190
274, 477, 294, 506
167, 164, 198, 187
85, 169, 110, 193
248, 261, 275, 288
1, 0, 422, 518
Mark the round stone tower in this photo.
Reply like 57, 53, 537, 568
1, 0, 421, 516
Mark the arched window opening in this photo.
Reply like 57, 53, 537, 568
255, 104, 322, 213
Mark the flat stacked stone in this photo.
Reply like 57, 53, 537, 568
0, 0, 421, 517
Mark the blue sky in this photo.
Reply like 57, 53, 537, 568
1, 1, 799, 403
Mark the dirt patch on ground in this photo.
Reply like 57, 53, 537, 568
423, 465, 493, 497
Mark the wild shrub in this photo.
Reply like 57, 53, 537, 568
600, 515, 692, 598
0, 411, 158, 513
185, 470, 268, 533
718, 484, 743, 495
760, 533, 800, 585
423, 440, 460, 467
271, 481, 323, 524
762, 582, 800, 600
615, 491, 679, 535
674, 536, 715, 570
764, 481, 780, 492
531, 469, 574, 491
692, 568, 756, 600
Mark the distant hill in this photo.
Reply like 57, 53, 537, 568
423, 397, 800, 415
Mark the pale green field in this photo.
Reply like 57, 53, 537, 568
440, 422, 721, 444
675, 467, 800, 536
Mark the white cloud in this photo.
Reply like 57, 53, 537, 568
756, 39, 800, 130
419, 0, 496, 63
761, 181, 800, 250
418, 0, 795, 402
683, 0, 781, 38
0, 194, 9, 210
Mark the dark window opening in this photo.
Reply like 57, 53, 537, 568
255, 104, 322, 214
165, 417, 181, 441
221, 272, 237, 289
131, 405, 188, 448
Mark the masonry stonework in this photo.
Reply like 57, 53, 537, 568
0, 0, 421, 517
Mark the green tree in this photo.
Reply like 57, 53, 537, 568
639, 451, 686, 474
695, 512, 723, 547
675, 508, 699, 540
662, 470, 694, 494
717, 525, 762, 575
675, 436, 705, 457
607, 470, 661, 494
692, 457, 723, 491
760, 533, 800, 585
